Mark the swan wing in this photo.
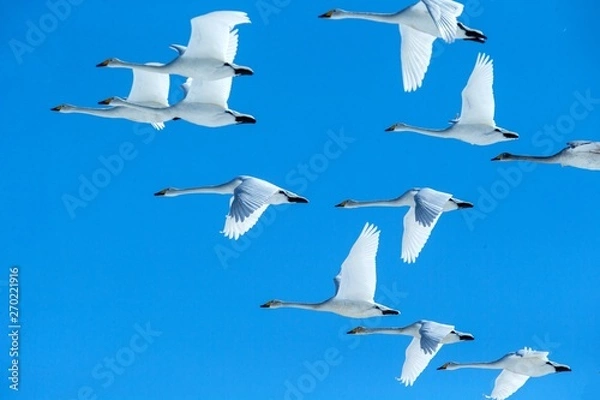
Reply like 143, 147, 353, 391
420, 0, 464, 42
398, 336, 441, 386
184, 11, 250, 61
401, 189, 452, 263
334, 223, 380, 302
419, 321, 454, 354
127, 63, 170, 107
486, 370, 529, 400
181, 77, 232, 108
222, 178, 278, 240
399, 25, 436, 92
458, 53, 495, 125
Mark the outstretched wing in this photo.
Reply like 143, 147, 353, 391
222, 178, 278, 240
486, 370, 529, 400
398, 336, 440, 386
334, 223, 380, 302
421, 0, 464, 42
399, 25, 436, 92
401, 189, 452, 263
181, 77, 233, 108
458, 53, 495, 125
184, 11, 250, 62
127, 63, 170, 107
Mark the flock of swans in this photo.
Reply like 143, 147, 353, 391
48, 1, 598, 398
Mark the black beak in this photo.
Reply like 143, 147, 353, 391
437, 365, 447, 370
260, 302, 271, 308
491, 155, 502, 161
318, 12, 331, 18
96, 60, 109, 67
98, 98, 111, 105
172, 117, 181, 121
50, 106, 61, 111
334, 202, 344, 208
154, 189, 168, 196
384, 125, 396, 132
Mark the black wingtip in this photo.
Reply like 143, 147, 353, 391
382, 309, 399, 315
457, 202, 474, 209
503, 132, 519, 139
459, 334, 475, 341
288, 196, 308, 204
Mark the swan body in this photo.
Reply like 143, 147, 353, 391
386, 53, 518, 145
335, 187, 472, 263
438, 347, 571, 399
492, 141, 600, 171
347, 320, 474, 386
319, 1, 486, 92
101, 54, 255, 129
97, 11, 253, 80
261, 223, 400, 318
51, 63, 170, 130
154, 176, 307, 240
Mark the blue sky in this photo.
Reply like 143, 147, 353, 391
1, 0, 599, 399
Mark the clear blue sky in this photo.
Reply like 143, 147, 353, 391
1, 0, 598, 399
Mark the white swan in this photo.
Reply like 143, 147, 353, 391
96, 11, 253, 80
492, 141, 600, 171
319, 0, 486, 92
347, 320, 474, 386
437, 347, 571, 399
386, 53, 518, 144
51, 63, 170, 130
261, 223, 400, 318
335, 188, 472, 263
100, 71, 256, 128
154, 176, 307, 240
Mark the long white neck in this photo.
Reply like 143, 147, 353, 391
502, 153, 562, 164
332, 11, 399, 24
167, 180, 241, 196
345, 198, 407, 208
109, 60, 169, 73
61, 106, 119, 117
275, 301, 326, 311
446, 360, 505, 371
356, 327, 411, 335
390, 124, 451, 138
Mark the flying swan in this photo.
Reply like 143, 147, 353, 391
261, 223, 400, 318
347, 320, 474, 386
51, 64, 170, 130
437, 347, 571, 399
319, 0, 486, 92
99, 58, 256, 128
154, 176, 308, 240
97, 11, 253, 80
386, 53, 519, 145
492, 141, 600, 171
335, 187, 472, 263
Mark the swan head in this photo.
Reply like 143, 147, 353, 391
334, 199, 359, 208
51, 104, 74, 112
437, 362, 459, 371
494, 127, 519, 141
346, 326, 368, 335
491, 152, 514, 161
260, 300, 283, 308
154, 187, 180, 197
96, 58, 123, 68
385, 123, 409, 132
318, 9, 345, 19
